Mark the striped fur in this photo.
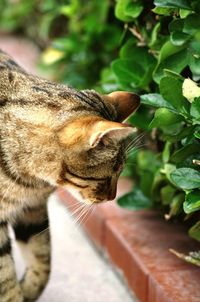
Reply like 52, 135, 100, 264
0, 49, 140, 301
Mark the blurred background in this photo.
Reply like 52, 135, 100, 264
0, 0, 123, 89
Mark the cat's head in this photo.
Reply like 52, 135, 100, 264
56, 90, 140, 204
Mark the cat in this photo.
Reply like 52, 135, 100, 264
0, 49, 140, 302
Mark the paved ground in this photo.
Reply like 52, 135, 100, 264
13, 194, 137, 302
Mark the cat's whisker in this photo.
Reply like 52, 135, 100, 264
75, 204, 92, 227
82, 206, 94, 225
125, 132, 146, 151
126, 131, 145, 147
71, 203, 87, 220
32, 226, 50, 239
126, 136, 145, 152
78, 205, 94, 228
128, 144, 146, 153
126, 143, 147, 154
65, 202, 80, 212
73, 205, 89, 229
66, 202, 83, 211
75, 206, 90, 228
68, 203, 86, 218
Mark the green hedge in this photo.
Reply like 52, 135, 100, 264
0, 1, 123, 88
111, 0, 200, 265
1, 0, 200, 265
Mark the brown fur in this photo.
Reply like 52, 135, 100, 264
0, 49, 140, 301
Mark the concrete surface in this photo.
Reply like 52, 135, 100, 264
13, 194, 137, 302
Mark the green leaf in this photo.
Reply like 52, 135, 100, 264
117, 188, 152, 210
189, 54, 200, 77
149, 22, 161, 47
163, 126, 195, 143
179, 153, 200, 170
137, 150, 161, 197
169, 192, 184, 217
170, 31, 191, 46
115, 0, 143, 22
161, 184, 176, 205
189, 221, 200, 241
170, 168, 200, 189
152, 7, 174, 15
190, 97, 200, 120
190, 41, 200, 56
153, 40, 188, 83
120, 38, 137, 58
170, 144, 200, 164
137, 150, 161, 173
100, 67, 119, 93
179, 8, 192, 18
120, 45, 156, 68
163, 69, 184, 81
161, 163, 176, 183
112, 47, 156, 89
184, 14, 200, 34
189, 40, 200, 75
158, 41, 184, 63
153, 48, 188, 83
128, 105, 153, 130
123, 0, 143, 18
154, 0, 191, 10
112, 58, 143, 86
141, 93, 175, 110
149, 108, 183, 129
162, 141, 172, 163
184, 190, 200, 213
194, 129, 200, 139
140, 171, 155, 197
159, 76, 189, 114
169, 19, 184, 33
151, 171, 167, 202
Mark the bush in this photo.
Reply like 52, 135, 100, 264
1, 0, 200, 264
109, 0, 200, 265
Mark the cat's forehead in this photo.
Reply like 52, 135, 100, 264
57, 88, 117, 121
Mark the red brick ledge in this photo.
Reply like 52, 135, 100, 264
57, 178, 200, 302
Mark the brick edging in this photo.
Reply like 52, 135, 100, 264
57, 180, 200, 302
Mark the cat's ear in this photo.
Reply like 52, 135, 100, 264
106, 91, 140, 122
89, 120, 136, 148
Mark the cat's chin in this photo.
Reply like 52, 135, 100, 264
65, 187, 106, 205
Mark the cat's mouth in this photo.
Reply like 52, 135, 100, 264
66, 186, 116, 205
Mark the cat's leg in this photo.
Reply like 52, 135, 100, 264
0, 221, 24, 302
13, 203, 51, 301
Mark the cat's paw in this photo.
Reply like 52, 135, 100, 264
20, 271, 47, 301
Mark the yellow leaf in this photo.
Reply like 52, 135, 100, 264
182, 78, 200, 103
41, 48, 64, 65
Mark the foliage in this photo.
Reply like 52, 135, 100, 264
111, 0, 200, 253
1, 0, 200, 262
0, 0, 122, 89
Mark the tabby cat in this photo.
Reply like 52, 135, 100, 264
0, 49, 140, 302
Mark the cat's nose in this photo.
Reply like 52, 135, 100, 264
107, 187, 117, 201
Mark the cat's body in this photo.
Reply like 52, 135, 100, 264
0, 49, 139, 302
